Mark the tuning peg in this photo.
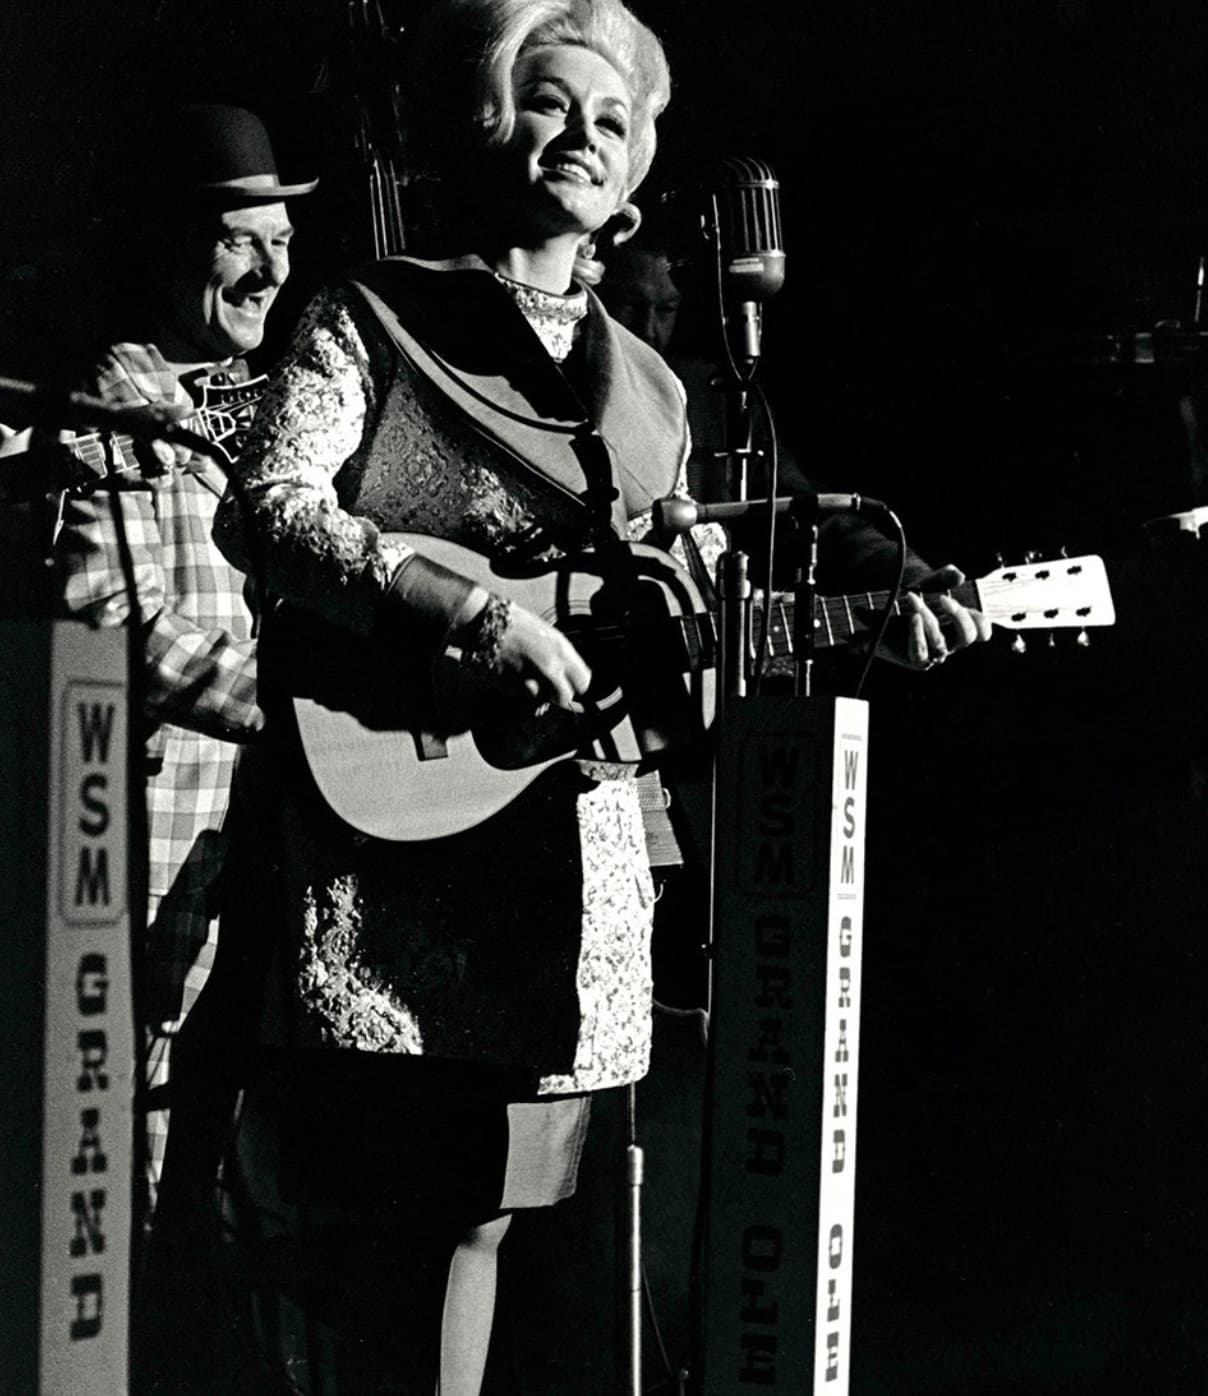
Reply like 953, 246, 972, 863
1047, 630, 1057, 650
1058, 544, 1069, 558
1076, 628, 1091, 648
1011, 634, 1027, 655
1024, 549, 1041, 564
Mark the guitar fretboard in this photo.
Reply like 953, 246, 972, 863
67, 431, 140, 474
673, 581, 981, 664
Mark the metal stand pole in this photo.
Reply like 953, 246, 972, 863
617, 1082, 644, 1395
789, 497, 821, 698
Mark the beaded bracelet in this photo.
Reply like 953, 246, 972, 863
458, 593, 512, 672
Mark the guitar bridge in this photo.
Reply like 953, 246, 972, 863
414, 730, 449, 761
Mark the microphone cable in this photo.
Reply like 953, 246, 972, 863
96, 433, 154, 1279
851, 507, 909, 702
749, 375, 780, 693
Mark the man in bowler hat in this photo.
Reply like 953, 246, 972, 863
52, 101, 315, 1265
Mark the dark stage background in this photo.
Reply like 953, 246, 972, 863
5, 2, 1208, 1392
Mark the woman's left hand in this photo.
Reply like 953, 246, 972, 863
877, 564, 993, 671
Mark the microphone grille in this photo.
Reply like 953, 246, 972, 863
714, 155, 785, 300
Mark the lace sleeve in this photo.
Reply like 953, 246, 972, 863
215, 287, 415, 637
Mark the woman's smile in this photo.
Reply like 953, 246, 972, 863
501, 44, 632, 240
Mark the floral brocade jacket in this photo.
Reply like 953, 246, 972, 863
215, 255, 695, 1094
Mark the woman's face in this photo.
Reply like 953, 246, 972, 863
497, 44, 632, 242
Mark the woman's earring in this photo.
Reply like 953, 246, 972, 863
609, 202, 642, 247
574, 236, 605, 286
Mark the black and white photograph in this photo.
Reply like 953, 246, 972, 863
2, 1, 1208, 1392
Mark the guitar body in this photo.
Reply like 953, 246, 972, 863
286, 535, 716, 842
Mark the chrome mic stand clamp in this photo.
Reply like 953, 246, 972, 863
789, 495, 821, 699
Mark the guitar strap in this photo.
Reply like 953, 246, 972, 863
348, 275, 618, 546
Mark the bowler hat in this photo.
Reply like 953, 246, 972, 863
169, 104, 318, 201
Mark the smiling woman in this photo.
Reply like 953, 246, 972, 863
207, 2, 696, 1392
402, 0, 669, 269
491, 44, 634, 277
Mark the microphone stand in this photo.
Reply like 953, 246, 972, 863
721, 368, 758, 505
617, 1081, 644, 1396
677, 464, 874, 1396
568, 424, 699, 1396
672, 168, 875, 1389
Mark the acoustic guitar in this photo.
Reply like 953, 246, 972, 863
284, 533, 1116, 842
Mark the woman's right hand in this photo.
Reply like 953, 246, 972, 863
451, 587, 592, 711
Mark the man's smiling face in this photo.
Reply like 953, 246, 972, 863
166, 202, 294, 361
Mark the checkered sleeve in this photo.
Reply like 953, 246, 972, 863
54, 345, 263, 741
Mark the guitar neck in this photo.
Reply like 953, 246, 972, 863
749, 580, 980, 657
69, 407, 207, 467
67, 431, 139, 475
62, 374, 266, 496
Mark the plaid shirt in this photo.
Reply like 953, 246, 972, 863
55, 342, 263, 1036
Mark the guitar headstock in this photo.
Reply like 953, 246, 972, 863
194, 372, 267, 413
184, 372, 269, 467
974, 554, 1116, 631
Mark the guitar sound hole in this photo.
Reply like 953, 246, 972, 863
474, 700, 599, 770
558, 615, 623, 709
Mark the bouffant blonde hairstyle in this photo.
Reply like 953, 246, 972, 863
405, 0, 671, 205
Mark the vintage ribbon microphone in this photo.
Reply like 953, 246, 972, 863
702, 154, 787, 592
709, 154, 786, 374
700, 156, 796, 698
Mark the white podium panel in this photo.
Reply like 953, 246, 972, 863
0, 621, 132, 1394
702, 696, 868, 1395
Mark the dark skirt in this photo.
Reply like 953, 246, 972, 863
249, 1046, 591, 1224
215, 1048, 592, 1393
